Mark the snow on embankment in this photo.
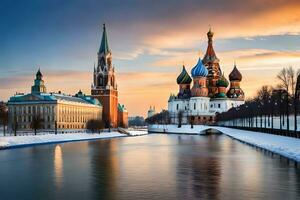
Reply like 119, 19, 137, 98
148, 124, 207, 134
213, 126, 300, 162
128, 130, 148, 136
149, 124, 300, 162
0, 132, 126, 149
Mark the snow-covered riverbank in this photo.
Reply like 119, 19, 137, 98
148, 124, 300, 162
0, 130, 148, 149
213, 127, 300, 163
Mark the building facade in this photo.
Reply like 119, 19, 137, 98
168, 29, 245, 124
8, 70, 102, 131
91, 24, 128, 128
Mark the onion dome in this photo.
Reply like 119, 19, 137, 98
191, 58, 208, 77
207, 28, 214, 38
217, 73, 229, 87
229, 65, 242, 81
177, 66, 192, 84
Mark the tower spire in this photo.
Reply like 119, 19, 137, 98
99, 23, 110, 55
203, 27, 219, 64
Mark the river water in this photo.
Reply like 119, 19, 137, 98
0, 134, 299, 200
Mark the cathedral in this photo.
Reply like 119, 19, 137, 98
91, 24, 128, 128
168, 28, 245, 124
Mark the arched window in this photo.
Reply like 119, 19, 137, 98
98, 75, 104, 86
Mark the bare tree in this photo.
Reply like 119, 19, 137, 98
12, 116, 18, 136
255, 85, 273, 128
294, 73, 300, 132
276, 67, 299, 131
86, 119, 105, 133
189, 116, 194, 129
177, 111, 183, 128
30, 115, 44, 135
0, 104, 8, 136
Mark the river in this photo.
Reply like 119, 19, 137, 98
0, 134, 299, 200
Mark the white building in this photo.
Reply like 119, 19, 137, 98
147, 106, 156, 118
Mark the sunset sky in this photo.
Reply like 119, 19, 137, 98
1, 0, 300, 117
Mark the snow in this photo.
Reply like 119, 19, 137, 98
148, 124, 300, 162
127, 129, 148, 136
0, 132, 126, 149
213, 126, 300, 162
148, 124, 207, 134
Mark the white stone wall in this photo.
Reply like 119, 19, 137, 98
210, 99, 244, 113
189, 97, 210, 116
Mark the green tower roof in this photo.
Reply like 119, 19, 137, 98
99, 24, 110, 54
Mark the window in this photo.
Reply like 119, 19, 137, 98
194, 103, 196, 110
176, 104, 179, 110
218, 104, 221, 108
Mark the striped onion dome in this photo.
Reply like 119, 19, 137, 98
176, 66, 192, 84
191, 58, 208, 77
217, 73, 229, 87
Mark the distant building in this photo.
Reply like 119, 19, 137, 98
147, 106, 156, 118
91, 24, 128, 128
168, 29, 245, 124
7, 70, 102, 131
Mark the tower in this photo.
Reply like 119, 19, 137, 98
202, 28, 222, 98
227, 63, 244, 100
191, 57, 209, 97
176, 65, 192, 99
215, 73, 229, 98
91, 24, 118, 127
31, 69, 47, 94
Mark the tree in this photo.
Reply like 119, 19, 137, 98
294, 73, 300, 132
12, 115, 18, 136
86, 119, 105, 133
255, 85, 273, 128
0, 103, 8, 136
189, 116, 194, 129
30, 115, 44, 135
277, 67, 300, 131
177, 111, 183, 128
128, 116, 146, 127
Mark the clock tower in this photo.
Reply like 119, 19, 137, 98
91, 24, 118, 128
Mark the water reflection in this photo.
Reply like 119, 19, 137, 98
90, 139, 119, 200
0, 135, 299, 200
176, 135, 221, 200
54, 145, 63, 188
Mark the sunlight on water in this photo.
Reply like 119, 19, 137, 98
54, 145, 63, 188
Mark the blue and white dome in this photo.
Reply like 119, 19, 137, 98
191, 58, 208, 77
